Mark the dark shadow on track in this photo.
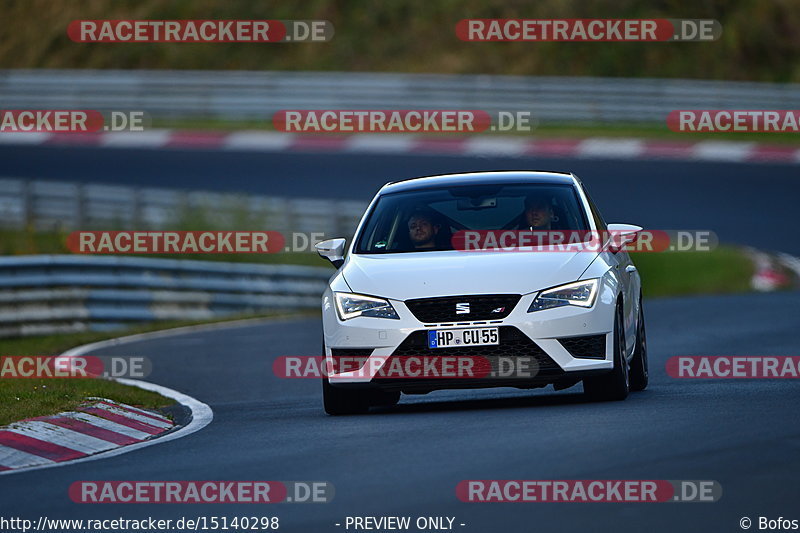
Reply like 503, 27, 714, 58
368, 388, 654, 415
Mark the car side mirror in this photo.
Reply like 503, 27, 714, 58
315, 238, 347, 268
606, 223, 643, 254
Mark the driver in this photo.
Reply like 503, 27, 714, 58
521, 194, 556, 230
407, 209, 441, 249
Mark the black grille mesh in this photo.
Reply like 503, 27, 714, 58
329, 348, 373, 372
405, 294, 521, 323
330, 348, 373, 357
558, 334, 607, 359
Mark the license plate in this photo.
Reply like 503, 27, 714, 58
427, 327, 499, 349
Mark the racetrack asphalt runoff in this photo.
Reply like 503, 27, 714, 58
0, 291, 798, 532
0, 144, 797, 531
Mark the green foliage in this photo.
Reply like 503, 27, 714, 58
1, 0, 798, 81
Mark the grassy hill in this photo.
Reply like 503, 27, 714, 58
1, 0, 799, 82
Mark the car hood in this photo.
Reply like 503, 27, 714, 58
341, 250, 597, 301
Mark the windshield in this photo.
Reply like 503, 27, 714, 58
354, 183, 590, 254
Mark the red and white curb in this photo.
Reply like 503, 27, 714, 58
0, 317, 303, 475
0, 322, 243, 475
746, 248, 798, 292
0, 399, 174, 472
1, 129, 799, 163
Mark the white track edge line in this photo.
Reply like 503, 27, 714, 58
1, 312, 314, 475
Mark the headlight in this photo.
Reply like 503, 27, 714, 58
334, 292, 400, 320
528, 279, 599, 312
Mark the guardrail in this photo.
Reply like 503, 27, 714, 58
0, 177, 366, 237
2, 69, 800, 124
0, 255, 332, 338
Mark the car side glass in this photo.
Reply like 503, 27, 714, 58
588, 197, 607, 232
580, 194, 608, 250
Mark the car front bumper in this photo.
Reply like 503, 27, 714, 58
322, 280, 618, 391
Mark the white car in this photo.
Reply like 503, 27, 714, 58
316, 171, 648, 415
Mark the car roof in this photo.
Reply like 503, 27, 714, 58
379, 171, 576, 195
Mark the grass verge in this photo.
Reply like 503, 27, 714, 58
0, 228, 333, 268
0, 380, 172, 427
633, 246, 754, 298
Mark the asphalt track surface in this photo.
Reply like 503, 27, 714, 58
2, 292, 799, 532
1, 144, 799, 253
0, 145, 799, 531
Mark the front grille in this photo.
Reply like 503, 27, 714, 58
387, 326, 563, 376
405, 294, 521, 323
558, 334, 607, 359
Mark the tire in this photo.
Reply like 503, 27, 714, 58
373, 390, 401, 407
583, 303, 629, 401
322, 376, 371, 415
629, 296, 649, 392
321, 342, 383, 415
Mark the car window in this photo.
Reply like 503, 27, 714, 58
355, 183, 589, 253
586, 194, 608, 232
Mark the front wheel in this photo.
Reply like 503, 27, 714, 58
583, 303, 629, 401
322, 377, 371, 415
321, 341, 371, 415
629, 296, 649, 391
